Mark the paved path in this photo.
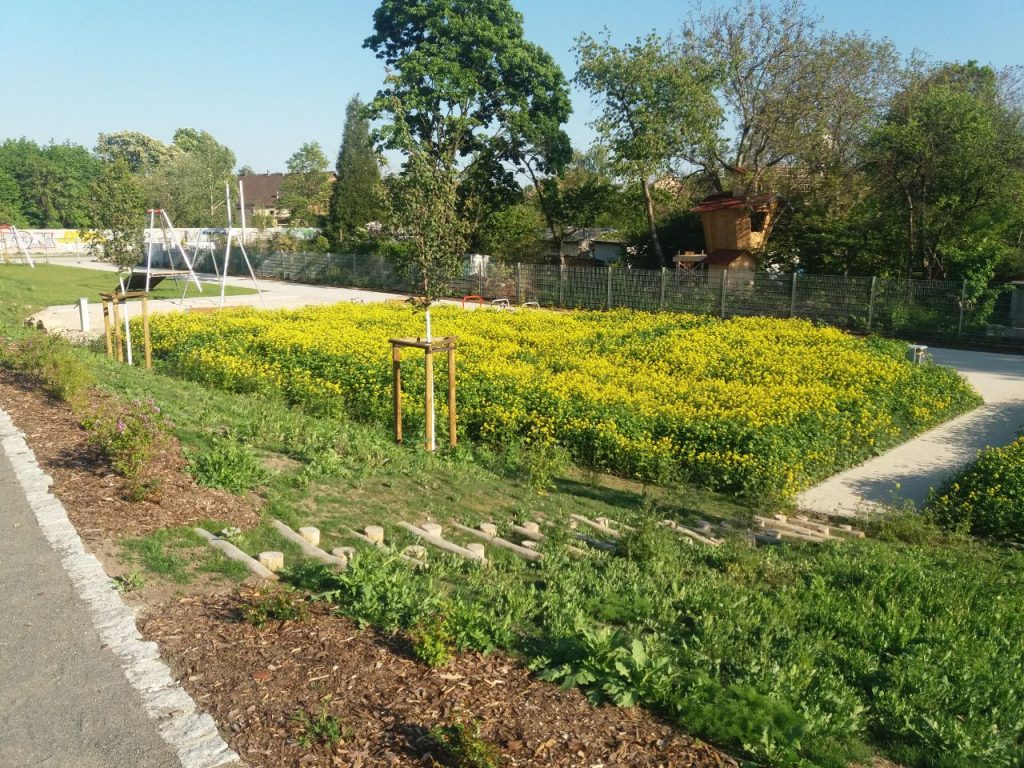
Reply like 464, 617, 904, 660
798, 348, 1024, 517
0, 410, 240, 767
31, 261, 407, 338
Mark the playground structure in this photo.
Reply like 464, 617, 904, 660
0, 225, 35, 267
218, 180, 263, 308
142, 208, 203, 299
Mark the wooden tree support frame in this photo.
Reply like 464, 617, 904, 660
389, 336, 457, 451
100, 290, 152, 369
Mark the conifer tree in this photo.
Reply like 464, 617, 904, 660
326, 96, 382, 248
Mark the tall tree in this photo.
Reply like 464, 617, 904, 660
326, 96, 383, 247
87, 159, 145, 274
681, 0, 899, 197
866, 61, 1024, 290
365, 0, 570, 296
0, 139, 103, 228
575, 32, 721, 264
145, 129, 236, 226
278, 142, 332, 226
95, 131, 176, 173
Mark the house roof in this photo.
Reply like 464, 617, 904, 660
564, 227, 623, 243
693, 192, 777, 214
704, 249, 752, 266
238, 173, 284, 208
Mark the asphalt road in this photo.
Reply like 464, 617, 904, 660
0, 447, 181, 768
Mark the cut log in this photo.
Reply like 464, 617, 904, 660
271, 519, 348, 568
193, 528, 277, 581
397, 522, 486, 562
451, 522, 543, 562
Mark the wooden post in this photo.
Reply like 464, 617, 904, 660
424, 347, 435, 451
447, 343, 457, 447
392, 345, 402, 443
141, 294, 152, 370
111, 297, 124, 362
101, 299, 113, 358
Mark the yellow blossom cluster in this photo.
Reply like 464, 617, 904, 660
145, 304, 980, 497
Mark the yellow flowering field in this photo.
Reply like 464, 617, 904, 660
145, 304, 980, 497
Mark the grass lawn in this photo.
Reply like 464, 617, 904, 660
0, 263, 255, 324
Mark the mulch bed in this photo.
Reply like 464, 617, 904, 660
143, 593, 738, 768
0, 369, 259, 540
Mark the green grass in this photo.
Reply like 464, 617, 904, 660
0, 263, 255, 322
120, 525, 250, 584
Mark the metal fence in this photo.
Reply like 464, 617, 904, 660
196, 249, 1019, 344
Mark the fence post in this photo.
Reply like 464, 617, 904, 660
607, 267, 613, 310
379, 253, 385, 288
515, 263, 522, 305
790, 272, 798, 318
660, 267, 667, 311
559, 263, 566, 308
958, 281, 967, 337
720, 270, 728, 319
352, 253, 358, 283
867, 276, 877, 331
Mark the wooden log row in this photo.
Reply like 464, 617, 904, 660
660, 520, 723, 547
193, 528, 278, 580
510, 522, 590, 557
450, 522, 543, 562
397, 522, 486, 562
342, 527, 427, 568
271, 520, 348, 568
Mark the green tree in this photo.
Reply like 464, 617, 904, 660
87, 159, 145, 274
326, 96, 383, 248
0, 167, 27, 226
478, 203, 547, 263
575, 32, 721, 265
866, 61, 1024, 293
95, 131, 176, 173
278, 142, 332, 227
365, 0, 570, 296
682, 0, 899, 198
0, 139, 103, 228
145, 129, 236, 226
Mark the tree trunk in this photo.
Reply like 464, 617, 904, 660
641, 178, 664, 266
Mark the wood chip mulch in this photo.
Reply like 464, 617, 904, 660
0, 370, 259, 539
143, 594, 738, 768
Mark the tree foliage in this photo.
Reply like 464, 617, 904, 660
0, 138, 103, 228
278, 141, 332, 227
95, 131, 176, 173
575, 31, 720, 264
144, 129, 236, 227
87, 159, 144, 272
326, 96, 383, 247
365, 0, 569, 296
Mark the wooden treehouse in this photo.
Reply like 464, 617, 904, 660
683, 193, 777, 273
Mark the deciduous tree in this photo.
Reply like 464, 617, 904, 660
278, 142, 331, 227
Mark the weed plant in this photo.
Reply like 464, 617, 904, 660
82, 398, 171, 500
241, 587, 310, 628
429, 720, 502, 768
291, 702, 346, 748
188, 438, 268, 494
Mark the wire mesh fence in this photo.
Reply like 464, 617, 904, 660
190, 248, 1022, 345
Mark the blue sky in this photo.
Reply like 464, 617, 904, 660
3, 0, 1021, 172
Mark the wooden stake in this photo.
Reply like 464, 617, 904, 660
111, 298, 124, 363
447, 343, 457, 447
424, 347, 434, 451
101, 299, 113, 358
392, 345, 402, 443
141, 294, 152, 370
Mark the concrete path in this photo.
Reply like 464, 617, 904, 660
798, 348, 1024, 517
0, 410, 240, 767
30, 261, 407, 339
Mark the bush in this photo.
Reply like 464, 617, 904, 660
927, 436, 1024, 544
188, 438, 268, 494
82, 398, 171, 500
1, 333, 95, 405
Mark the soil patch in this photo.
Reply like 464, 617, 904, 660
142, 593, 737, 768
0, 370, 259, 541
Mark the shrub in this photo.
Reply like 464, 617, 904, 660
410, 611, 455, 667
2, 333, 94, 406
429, 720, 502, 768
291, 703, 346, 748
82, 398, 171, 500
188, 438, 268, 494
927, 436, 1024, 544
240, 587, 310, 628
